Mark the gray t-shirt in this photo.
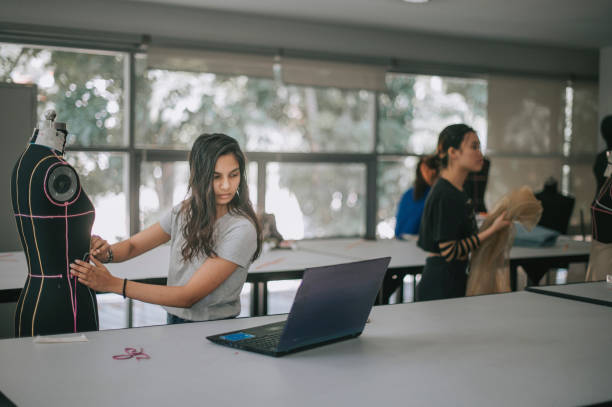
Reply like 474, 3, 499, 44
159, 204, 257, 321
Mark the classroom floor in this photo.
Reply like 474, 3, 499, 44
96, 266, 584, 330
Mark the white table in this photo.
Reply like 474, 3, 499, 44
527, 281, 612, 307
296, 237, 591, 296
1, 238, 591, 316
0, 290, 610, 406
506, 237, 593, 289
296, 237, 428, 269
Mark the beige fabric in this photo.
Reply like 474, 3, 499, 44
466, 186, 543, 296
585, 240, 612, 281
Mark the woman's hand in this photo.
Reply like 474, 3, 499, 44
70, 256, 121, 293
489, 211, 512, 233
90, 235, 112, 263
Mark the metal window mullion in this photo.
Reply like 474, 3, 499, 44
129, 152, 141, 236
64, 146, 131, 153
139, 149, 189, 162
245, 151, 373, 163
125, 52, 140, 236
133, 149, 376, 163
257, 160, 266, 215
365, 157, 377, 240
366, 90, 381, 240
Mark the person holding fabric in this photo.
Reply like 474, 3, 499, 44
417, 124, 510, 301
466, 186, 542, 296
395, 155, 438, 239
70, 133, 262, 323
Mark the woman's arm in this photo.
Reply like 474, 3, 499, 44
70, 255, 239, 308
91, 223, 170, 263
477, 212, 511, 242
438, 212, 510, 262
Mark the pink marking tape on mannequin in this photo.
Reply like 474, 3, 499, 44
14, 210, 95, 219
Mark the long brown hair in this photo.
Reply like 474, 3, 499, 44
413, 155, 438, 201
179, 133, 262, 263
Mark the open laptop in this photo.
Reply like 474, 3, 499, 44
207, 256, 390, 357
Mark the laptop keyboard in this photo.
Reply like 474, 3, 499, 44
241, 331, 282, 350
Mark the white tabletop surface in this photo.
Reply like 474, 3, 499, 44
298, 236, 590, 262
0, 247, 172, 291
0, 252, 27, 290
296, 237, 428, 268
507, 236, 592, 259
249, 247, 352, 275
0, 290, 610, 406
528, 281, 612, 305
0, 237, 591, 293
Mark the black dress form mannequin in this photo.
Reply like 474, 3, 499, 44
516, 178, 575, 287
586, 163, 612, 281
593, 115, 612, 195
593, 149, 610, 194
11, 111, 98, 337
535, 178, 575, 235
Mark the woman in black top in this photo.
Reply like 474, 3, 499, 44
417, 124, 510, 301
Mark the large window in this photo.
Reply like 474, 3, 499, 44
0, 38, 600, 327
139, 160, 258, 229
67, 152, 128, 242
1, 42, 133, 330
376, 74, 487, 238
0, 44, 479, 242
265, 163, 366, 239
376, 157, 420, 238
486, 76, 598, 231
0, 43, 126, 147
136, 60, 376, 238
3, 41, 598, 241
136, 65, 375, 152
379, 74, 487, 154
140, 161, 189, 229
1, 42, 129, 242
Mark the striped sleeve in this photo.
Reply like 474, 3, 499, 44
438, 234, 480, 262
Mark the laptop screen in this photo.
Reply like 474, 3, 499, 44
277, 257, 390, 352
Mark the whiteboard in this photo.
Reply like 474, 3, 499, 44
0, 83, 37, 251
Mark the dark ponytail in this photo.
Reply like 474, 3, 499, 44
436, 124, 475, 168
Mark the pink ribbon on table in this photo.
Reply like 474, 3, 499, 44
344, 240, 365, 250
112, 347, 150, 361
255, 257, 285, 270
0, 254, 17, 262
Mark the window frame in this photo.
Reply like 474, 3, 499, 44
1, 39, 597, 240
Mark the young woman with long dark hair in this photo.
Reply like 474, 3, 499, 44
417, 124, 510, 301
70, 133, 262, 323
395, 155, 438, 238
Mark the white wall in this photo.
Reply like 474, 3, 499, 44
0, 84, 37, 252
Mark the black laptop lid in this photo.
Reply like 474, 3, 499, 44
277, 256, 390, 352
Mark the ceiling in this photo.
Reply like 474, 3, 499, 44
126, 0, 612, 49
